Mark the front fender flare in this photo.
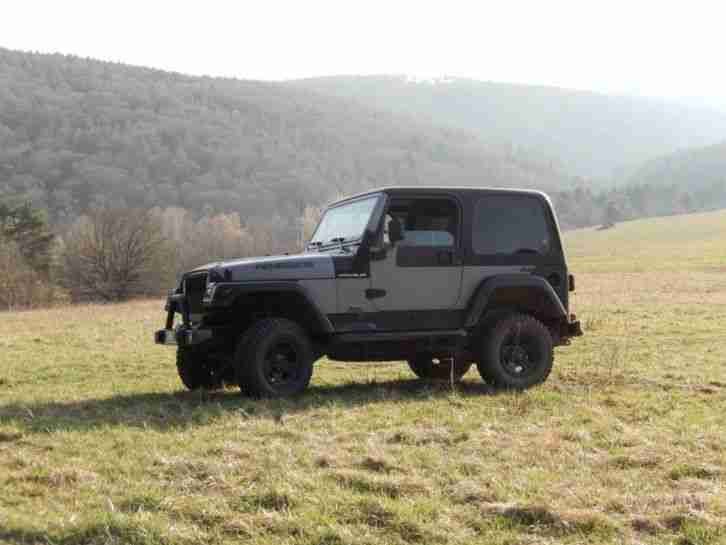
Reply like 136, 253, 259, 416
464, 274, 567, 328
205, 281, 334, 334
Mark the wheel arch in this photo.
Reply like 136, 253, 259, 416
464, 274, 567, 328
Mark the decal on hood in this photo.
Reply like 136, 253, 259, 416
255, 261, 315, 270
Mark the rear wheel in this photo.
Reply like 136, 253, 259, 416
477, 313, 553, 390
235, 318, 314, 398
176, 347, 223, 390
407, 355, 471, 381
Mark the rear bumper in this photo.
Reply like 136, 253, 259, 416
567, 319, 583, 337
555, 315, 583, 345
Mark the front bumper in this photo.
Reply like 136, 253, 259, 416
154, 327, 212, 346
154, 290, 212, 347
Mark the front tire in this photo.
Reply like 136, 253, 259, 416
176, 347, 223, 390
235, 318, 314, 398
477, 313, 553, 390
407, 355, 471, 381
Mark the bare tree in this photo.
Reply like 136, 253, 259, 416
59, 207, 170, 302
155, 207, 258, 273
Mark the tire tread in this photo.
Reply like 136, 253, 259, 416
235, 318, 313, 397
477, 313, 553, 389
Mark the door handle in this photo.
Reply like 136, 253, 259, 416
365, 288, 386, 300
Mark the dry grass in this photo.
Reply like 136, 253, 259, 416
2, 210, 726, 544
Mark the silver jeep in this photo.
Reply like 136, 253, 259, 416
155, 187, 582, 397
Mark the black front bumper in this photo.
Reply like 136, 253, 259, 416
154, 326, 212, 346
154, 291, 212, 346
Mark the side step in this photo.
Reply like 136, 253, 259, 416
332, 329, 467, 343
327, 330, 469, 362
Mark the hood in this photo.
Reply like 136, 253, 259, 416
192, 252, 335, 282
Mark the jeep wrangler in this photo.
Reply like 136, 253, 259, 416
155, 187, 582, 397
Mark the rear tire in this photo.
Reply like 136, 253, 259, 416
176, 347, 223, 390
235, 318, 314, 398
407, 355, 471, 381
477, 313, 553, 390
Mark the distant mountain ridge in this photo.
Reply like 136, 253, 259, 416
291, 75, 726, 180
0, 48, 575, 243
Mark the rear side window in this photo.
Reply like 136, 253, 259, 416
473, 196, 552, 256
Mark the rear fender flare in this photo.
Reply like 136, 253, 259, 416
464, 274, 567, 328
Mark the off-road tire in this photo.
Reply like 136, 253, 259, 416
235, 318, 314, 398
176, 347, 223, 390
477, 313, 553, 390
407, 355, 471, 381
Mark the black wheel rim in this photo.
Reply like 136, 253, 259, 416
500, 326, 542, 379
263, 341, 300, 387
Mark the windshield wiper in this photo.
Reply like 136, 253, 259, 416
330, 237, 352, 253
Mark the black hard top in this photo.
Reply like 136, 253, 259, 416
328, 186, 552, 208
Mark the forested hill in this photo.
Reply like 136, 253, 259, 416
291, 75, 726, 180
627, 141, 726, 210
0, 48, 572, 240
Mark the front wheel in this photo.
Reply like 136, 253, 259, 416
235, 318, 314, 398
176, 347, 223, 390
477, 313, 553, 390
407, 355, 471, 381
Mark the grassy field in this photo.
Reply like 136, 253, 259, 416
2, 210, 726, 545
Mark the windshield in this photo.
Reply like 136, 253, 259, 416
310, 196, 379, 245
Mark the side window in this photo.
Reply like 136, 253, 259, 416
473, 196, 552, 255
385, 198, 458, 248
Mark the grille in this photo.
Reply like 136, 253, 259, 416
184, 272, 208, 321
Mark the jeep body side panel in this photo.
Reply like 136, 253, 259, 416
335, 277, 377, 315
298, 279, 337, 316
368, 244, 464, 310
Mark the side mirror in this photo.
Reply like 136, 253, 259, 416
388, 217, 403, 245
353, 230, 373, 273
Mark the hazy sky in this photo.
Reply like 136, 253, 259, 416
2, 0, 725, 108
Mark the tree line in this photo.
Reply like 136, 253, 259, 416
3, 176, 722, 310
0, 199, 323, 310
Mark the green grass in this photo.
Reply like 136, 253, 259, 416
2, 210, 726, 544
565, 208, 726, 273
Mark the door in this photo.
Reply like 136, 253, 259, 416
368, 196, 464, 314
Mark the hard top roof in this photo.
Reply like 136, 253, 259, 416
327, 186, 551, 208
